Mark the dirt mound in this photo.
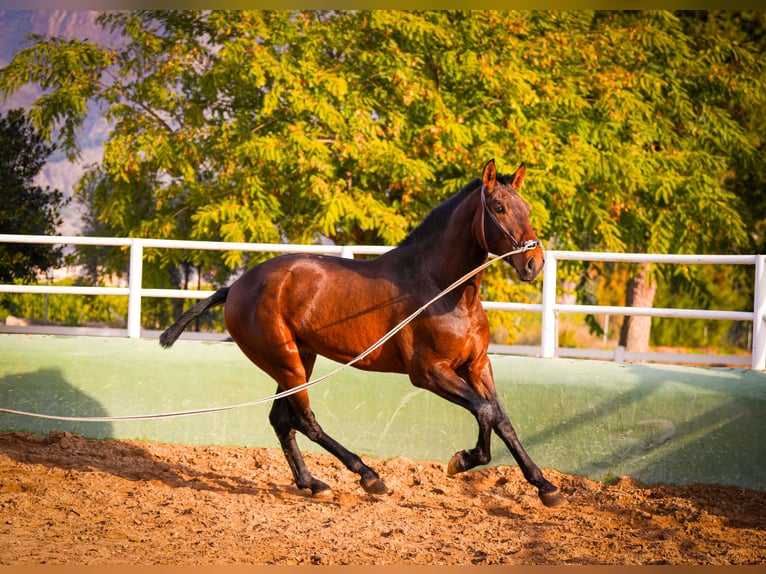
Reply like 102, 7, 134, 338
1, 430, 764, 565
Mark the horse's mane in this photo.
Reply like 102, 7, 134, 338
397, 172, 516, 248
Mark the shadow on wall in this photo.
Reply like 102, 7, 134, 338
0, 368, 114, 439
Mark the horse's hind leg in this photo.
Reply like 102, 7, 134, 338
269, 396, 388, 497
266, 352, 388, 497
269, 396, 332, 498
285, 399, 388, 495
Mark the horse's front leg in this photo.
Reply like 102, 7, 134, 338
492, 410, 566, 507
409, 357, 497, 475
471, 357, 567, 507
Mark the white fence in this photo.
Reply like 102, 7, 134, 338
1, 234, 764, 369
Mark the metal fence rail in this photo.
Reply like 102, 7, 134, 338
1, 234, 763, 369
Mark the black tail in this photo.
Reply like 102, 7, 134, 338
159, 287, 230, 348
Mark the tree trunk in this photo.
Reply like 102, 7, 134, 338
619, 262, 657, 354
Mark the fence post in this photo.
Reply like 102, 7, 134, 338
752, 255, 766, 370
541, 251, 557, 358
127, 239, 144, 338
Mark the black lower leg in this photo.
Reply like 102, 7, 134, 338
276, 429, 331, 496
269, 399, 330, 497
494, 415, 566, 507
298, 410, 388, 495
447, 399, 494, 475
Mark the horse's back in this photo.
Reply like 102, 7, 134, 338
227, 253, 393, 313
223, 253, 412, 371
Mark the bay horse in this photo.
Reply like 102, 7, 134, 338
160, 159, 565, 507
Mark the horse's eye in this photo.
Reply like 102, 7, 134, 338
494, 205, 506, 214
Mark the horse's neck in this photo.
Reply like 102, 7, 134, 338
395, 191, 487, 293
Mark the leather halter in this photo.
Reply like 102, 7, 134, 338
473, 184, 542, 255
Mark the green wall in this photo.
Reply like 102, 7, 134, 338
1, 334, 764, 490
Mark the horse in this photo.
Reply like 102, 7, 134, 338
160, 158, 565, 507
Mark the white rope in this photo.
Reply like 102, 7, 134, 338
0, 242, 541, 423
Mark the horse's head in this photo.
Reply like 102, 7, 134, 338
472, 159, 544, 282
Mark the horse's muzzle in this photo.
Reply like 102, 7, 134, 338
516, 250, 544, 282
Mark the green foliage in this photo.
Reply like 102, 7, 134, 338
651, 263, 754, 349
2, 11, 764, 342
3, 11, 762, 259
0, 109, 68, 283
0, 279, 128, 327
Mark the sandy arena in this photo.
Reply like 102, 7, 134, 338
0, 430, 764, 565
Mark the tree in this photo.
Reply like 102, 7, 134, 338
693, 11, 766, 253
1, 11, 763, 344
0, 108, 67, 283
516, 11, 763, 351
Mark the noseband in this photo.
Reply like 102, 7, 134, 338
476, 185, 543, 254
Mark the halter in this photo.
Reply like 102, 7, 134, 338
475, 184, 543, 254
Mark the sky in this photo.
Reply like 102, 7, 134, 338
0, 10, 119, 235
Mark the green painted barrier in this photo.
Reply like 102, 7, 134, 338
1, 334, 764, 490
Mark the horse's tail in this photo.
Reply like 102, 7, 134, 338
159, 287, 230, 348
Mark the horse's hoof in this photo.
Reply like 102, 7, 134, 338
311, 486, 334, 500
539, 489, 567, 508
360, 477, 388, 495
447, 452, 464, 476
309, 479, 333, 499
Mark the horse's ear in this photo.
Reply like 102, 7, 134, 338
482, 159, 497, 191
511, 162, 526, 190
